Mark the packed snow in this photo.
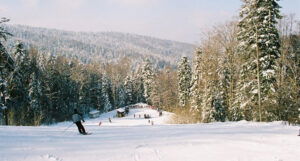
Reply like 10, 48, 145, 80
0, 106, 299, 161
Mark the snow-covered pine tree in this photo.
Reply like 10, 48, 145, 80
95, 79, 102, 110
190, 49, 202, 119
88, 73, 102, 110
41, 55, 80, 123
177, 57, 191, 107
231, 77, 245, 120
8, 41, 32, 125
0, 75, 9, 125
0, 18, 13, 125
0, 77, 7, 105
131, 65, 145, 104
200, 69, 215, 123
212, 96, 227, 122
77, 73, 93, 113
101, 75, 112, 112
150, 81, 160, 107
197, 41, 221, 123
213, 21, 241, 121
116, 84, 126, 107
237, 0, 281, 121
28, 72, 43, 125
124, 75, 134, 105
214, 62, 229, 122
141, 59, 156, 105
0, 18, 12, 41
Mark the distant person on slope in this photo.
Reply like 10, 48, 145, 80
72, 109, 87, 135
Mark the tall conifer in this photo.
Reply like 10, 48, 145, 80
237, 0, 281, 121
177, 57, 191, 107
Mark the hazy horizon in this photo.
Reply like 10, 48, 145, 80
1, 0, 299, 44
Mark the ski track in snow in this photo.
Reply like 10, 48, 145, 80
0, 107, 299, 161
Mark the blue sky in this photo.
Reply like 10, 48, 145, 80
0, 0, 299, 44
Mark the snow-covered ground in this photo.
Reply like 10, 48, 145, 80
0, 107, 299, 161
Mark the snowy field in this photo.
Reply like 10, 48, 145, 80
0, 107, 299, 161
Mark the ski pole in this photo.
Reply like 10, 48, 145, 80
63, 123, 74, 133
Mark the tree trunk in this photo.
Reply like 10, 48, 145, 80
255, 24, 262, 122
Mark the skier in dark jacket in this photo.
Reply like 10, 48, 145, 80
72, 109, 87, 134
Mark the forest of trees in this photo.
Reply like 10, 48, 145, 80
0, 0, 299, 126
176, 0, 299, 124
3, 24, 195, 69
0, 27, 161, 125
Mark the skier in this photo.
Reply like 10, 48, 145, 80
72, 109, 87, 135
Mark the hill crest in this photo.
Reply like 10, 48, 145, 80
4, 24, 196, 68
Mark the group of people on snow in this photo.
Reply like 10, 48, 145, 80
72, 108, 161, 134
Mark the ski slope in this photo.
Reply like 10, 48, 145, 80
0, 107, 299, 161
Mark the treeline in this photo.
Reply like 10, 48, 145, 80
1, 19, 169, 125
4, 24, 195, 68
175, 1, 299, 124
1, 0, 299, 126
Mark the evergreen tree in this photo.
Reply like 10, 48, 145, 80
28, 72, 42, 125
231, 79, 245, 120
237, 0, 281, 121
0, 18, 12, 41
0, 74, 9, 125
214, 64, 229, 122
150, 81, 160, 107
78, 70, 93, 112
42, 55, 79, 123
141, 59, 156, 105
101, 75, 112, 112
212, 97, 227, 122
8, 41, 31, 125
116, 85, 126, 107
124, 75, 134, 105
27, 49, 44, 125
43, 55, 61, 123
88, 73, 102, 110
177, 57, 192, 107
0, 17, 13, 125
200, 79, 215, 122
190, 49, 202, 118
133, 70, 145, 103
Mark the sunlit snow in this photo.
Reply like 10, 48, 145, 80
0, 106, 299, 161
